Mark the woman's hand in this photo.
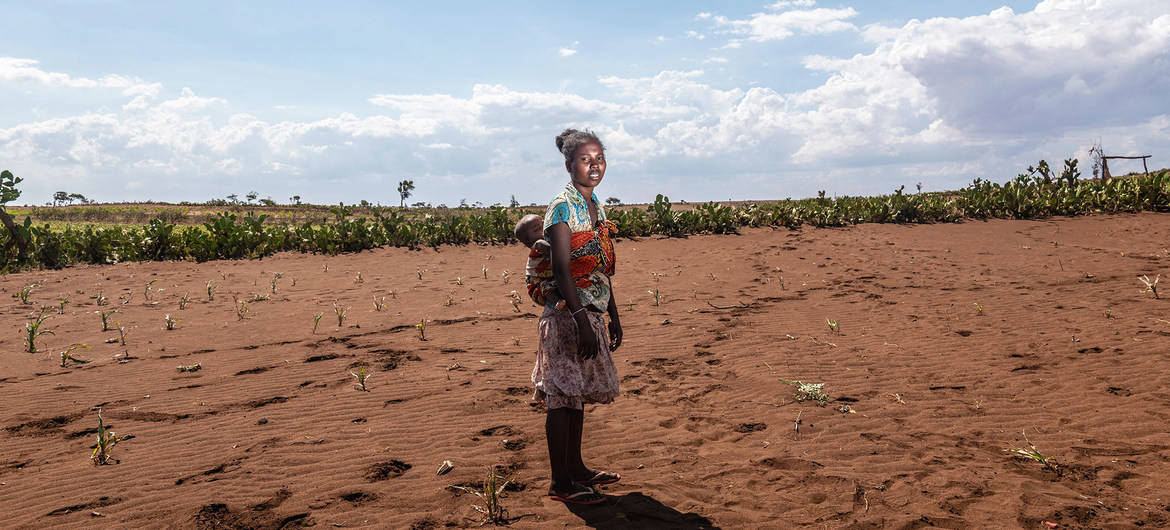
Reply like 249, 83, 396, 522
576, 314, 600, 360
608, 318, 622, 351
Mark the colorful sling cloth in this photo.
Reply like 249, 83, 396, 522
528, 182, 617, 312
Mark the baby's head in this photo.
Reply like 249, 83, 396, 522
514, 214, 544, 248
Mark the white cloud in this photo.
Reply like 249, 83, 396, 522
1, 1, 1167, 204
703, 56, 729, 64
713, 7, 859, 41
558, 41, 580, 57
769, 0, 816, 9
0, 57, 158, 95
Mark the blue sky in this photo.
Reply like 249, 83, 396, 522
1, 1, 1167, 206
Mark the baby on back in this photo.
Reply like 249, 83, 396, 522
514, 214, 566, 311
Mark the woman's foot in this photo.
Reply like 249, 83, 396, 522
547, 482, 606, 505
575, 469, 621, 486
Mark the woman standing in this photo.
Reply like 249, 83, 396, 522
534, 128, 623, 505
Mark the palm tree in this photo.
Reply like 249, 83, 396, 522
398, 180, 415, 208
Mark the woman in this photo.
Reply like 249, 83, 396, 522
534, 128, 623, 505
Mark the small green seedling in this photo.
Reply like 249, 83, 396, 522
973, 303, 983, 315
826, 319, 840, 334
313, 312, 324, 334
233, 297, 248, 320
482, 264, 488, 279
355, 271, 364, 284
417, 318, 427, 341
648, 287, 660, 306
17, 284, 34, 304
444, 294, 454, 307
417, 269, 423, 280
143, 279, 158, 302
25, 307, 54, 353
205, 280, 217, 301
164, 314, 179, 330
387, 289, 397, 299
116, 322, 128, 346
779, 378, 830, 406
177, 363, 201, 373
179, 292, 190, 310
333, 302, 348, 327
351, 364, 373, 391
455, 276, 463, 286
58, 297, 69, 314
270, 272, 283, 293
90, 409, 121, 465
249, 293, 270, 302
501, 270, 511, 284
60, 344, 92, 367
373, 296, 387, 312
453, 466, 512, 525
1104, 308, 1114, 319
1006, 431, 1061, 477
98, 309, 120, 332
93, 291, 108, 306
323, 264, 329, 273
1139, 274, 1160, 299
506, 291, 522, 313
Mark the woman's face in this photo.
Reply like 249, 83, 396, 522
566, 142, 606, 190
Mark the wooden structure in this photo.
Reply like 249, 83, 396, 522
1101, 154, 1151, 179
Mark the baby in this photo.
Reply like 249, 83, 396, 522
514, 214, 566, 310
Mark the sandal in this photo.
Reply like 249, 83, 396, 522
579, 470, 621, 486
548, 483, 606, 505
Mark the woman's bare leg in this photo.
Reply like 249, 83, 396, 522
546, 407, 574, 491
567, 408, 593, 478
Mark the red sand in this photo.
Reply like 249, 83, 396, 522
2, 212, 1168, 529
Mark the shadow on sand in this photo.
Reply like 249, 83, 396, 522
564, 491, 720, 529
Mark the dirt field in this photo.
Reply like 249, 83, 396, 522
2, 212, 1168, 529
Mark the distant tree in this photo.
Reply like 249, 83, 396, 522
410, 201, 428, 208
397, 179, 415, 207
510, 195, 520, 208
68, 192, 89, 204
53, 191, 69, 206
606, 197, 622, 206
260, 198, 276, 206
290, 195, 301, 205
226, 194, 239, 204
246, 191, 259, 203
459, 198, 468, 208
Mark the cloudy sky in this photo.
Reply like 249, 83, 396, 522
1, 0, 1167, 206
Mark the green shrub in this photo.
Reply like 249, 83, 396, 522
1, 164, 1167, 272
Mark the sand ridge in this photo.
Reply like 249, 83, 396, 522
1, 212, 1169, 528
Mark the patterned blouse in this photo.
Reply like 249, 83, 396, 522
542, 182, 613, 312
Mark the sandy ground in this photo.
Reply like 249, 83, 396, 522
1, 212, 1169, 529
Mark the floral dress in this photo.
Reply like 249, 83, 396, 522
531, 182, 621, 410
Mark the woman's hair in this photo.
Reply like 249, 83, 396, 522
555, 128, 604, 161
